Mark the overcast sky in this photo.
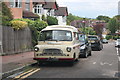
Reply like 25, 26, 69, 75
57, 0, 120, 18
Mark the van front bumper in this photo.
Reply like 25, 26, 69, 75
33, 58, 75, 62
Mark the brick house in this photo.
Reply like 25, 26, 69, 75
4, 0, 39, 20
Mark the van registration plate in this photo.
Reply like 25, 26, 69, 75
47, 58, 58, 61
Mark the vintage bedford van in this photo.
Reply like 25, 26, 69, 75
33, 25, 80, 64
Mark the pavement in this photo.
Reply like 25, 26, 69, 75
1, 51, 36, 77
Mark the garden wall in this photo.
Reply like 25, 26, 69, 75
0, 26, 32, 55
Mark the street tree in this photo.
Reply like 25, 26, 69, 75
93, 23, 104, 38
107, 18, 117, 33
2, 2, 13, 26
79, 27, 96, 35
114, 15, 120, 32
67, 13, 83, 25
96, 15, 110, 23
47, 16, 58, 25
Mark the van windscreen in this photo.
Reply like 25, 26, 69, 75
39, 30, 72, 41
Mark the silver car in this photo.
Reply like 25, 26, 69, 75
115, 39, 120, 47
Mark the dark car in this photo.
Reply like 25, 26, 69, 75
102, 39, 108, 44
79, 34, 92, 58
88, 35, 103, 51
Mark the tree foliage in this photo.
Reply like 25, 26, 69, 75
107, 18, 118, 33
79, 27, 97, 35
42, 15, 46, 21
114, 15, 120, 32
10, 20, 28, 30
96, 15, 110, 23
2, 2, 13, 26
34, 20, 48, 31
47, 16, 58, 25
67, 13, 83, 25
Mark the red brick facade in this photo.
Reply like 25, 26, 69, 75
4, 0, 34, 19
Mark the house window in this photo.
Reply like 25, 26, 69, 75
25, 0, 30, 11
10, 0, 22, 8
34, 5, 42, 14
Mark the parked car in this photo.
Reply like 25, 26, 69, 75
79, 34, 92, 58
115, 39, 120, 48
101, 39, 108, 44
88, 35, 103, 51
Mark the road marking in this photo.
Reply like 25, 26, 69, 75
116, 48, 119, 56
93, 62, 96, 64
100, 62, 112, 66
18, 68, 40, 80
116, 48, 120, 61
14, 69, 35, 79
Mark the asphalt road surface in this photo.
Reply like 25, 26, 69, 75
7, 41, 120, 80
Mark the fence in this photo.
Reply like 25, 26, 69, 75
0, 26, 32, 55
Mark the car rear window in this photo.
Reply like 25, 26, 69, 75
88, 36, 98, 40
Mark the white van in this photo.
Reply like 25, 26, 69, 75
33, 25, 80, 64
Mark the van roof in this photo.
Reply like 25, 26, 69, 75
42, 25, 78, 32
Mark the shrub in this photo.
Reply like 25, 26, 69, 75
12, 18, 35, 27
42, 15, 46, 21
10, 20, 28, 30
106, 35, 112, 40
113, 35, 120, 40
34, 20, 48, 31
47, 16, 58, 25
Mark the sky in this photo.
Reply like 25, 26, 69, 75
57, 0, 120, 18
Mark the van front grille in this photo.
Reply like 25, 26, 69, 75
42, 49, 63, 56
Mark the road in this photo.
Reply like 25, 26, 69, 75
7, 41, 120, 79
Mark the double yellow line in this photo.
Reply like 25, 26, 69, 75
13, 68, 40, 80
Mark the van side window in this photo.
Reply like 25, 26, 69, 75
74, 32, 79, 40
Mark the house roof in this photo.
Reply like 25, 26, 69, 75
55, 7, 68, 16
33, 0, 45, 5
23, 11, 39, 18
43, 0, 58, 9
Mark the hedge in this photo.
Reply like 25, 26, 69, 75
10, 20, 28, 30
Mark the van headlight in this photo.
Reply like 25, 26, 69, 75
80, 45, 86, 49
34, 47, 39, 52
66, 47, 72, 52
